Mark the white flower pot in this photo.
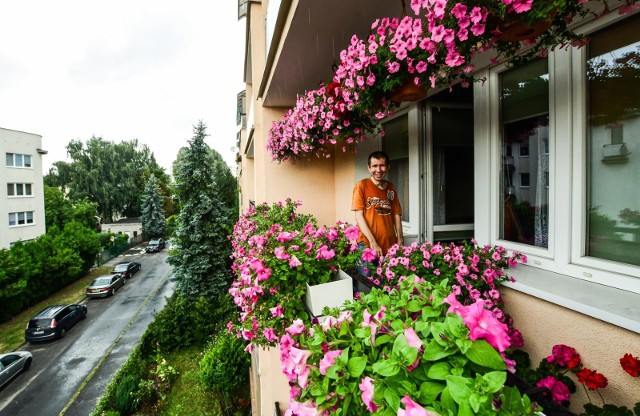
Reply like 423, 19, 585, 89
304, 269, 353, 317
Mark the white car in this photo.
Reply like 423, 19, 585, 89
0, 351, 32, 389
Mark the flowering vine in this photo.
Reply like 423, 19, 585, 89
267, 0, 640, 163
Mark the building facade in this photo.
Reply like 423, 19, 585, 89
237, 1, 640, 413
1, 127, 47, 249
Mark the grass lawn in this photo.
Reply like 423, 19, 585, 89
160, 346, 224, 416
0, 265, 112, 352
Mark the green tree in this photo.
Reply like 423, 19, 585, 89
44, 185, 99, 231
168, 121, 233, 298
140, 173, 166, 238
44, 137, 168, 223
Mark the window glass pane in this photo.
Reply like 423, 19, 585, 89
17, 212, 25, 224
15, 154, 23, 167
24, 155, 31, 167
26, 211, 34, 223
586, 15, 640, 267
25, 183, 32, 195
383, 114, 410, 222
9, 213, 16, 226
500, 58, 550, 248
16, 184, 24, 195
6, 153, 13, 166
7, 184, 14, 196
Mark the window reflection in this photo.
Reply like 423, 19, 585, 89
383, 114, 410, 222
586, 15, 640, 266
500, 59, 550, 248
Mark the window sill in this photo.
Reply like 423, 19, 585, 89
503, 264, 640, 334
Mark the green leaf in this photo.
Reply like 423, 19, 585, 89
406, 299, 423, 312
445, 375, 472, 404
427, 362, 451, 380
384, 387, 401, 411
418, 381, 445, 403
348, 356, 367, 378
482, 371, 507, 394
464, 339, 506, 370
457, 401, 475, 416
421, 305, 442, 318
373, 359, 400, 377
422, 341, 454, 361
440, 387, 457, 414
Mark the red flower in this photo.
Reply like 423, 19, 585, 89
620, 353, 640, 377
577, 368, 608, 390
546, 344, 581, 369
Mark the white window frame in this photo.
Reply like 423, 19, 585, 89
568, 11, 640, 293
8, 211, 35, 227
7, 183, 33, 197
5, 153, 32, 168
488, 57, 556, 261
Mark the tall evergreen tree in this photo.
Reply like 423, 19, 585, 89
140, 174, 167, 238
168, 121, 233, 298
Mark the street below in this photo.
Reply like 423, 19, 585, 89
0, 248, 175, 416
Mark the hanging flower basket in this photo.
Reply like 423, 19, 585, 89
496, 12, 556, 43
389, 78, 429, 103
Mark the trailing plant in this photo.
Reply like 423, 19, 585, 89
267, 0, 640, 163
279, 277, 540, 415
227, 199, 361, 348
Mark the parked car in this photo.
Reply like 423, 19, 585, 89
111, 261, 141, 279
146, 238, 165, 253
24, 304, 87, 343
86, 274, 126, 298
0, 351, 32, 388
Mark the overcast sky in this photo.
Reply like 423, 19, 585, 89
0, 1, 245, 175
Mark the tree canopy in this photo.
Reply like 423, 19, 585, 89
45, 137, 170, 223
168, 121, 235, 298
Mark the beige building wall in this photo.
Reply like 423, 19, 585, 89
504, 288, 640, 411
0, 127, 46, 248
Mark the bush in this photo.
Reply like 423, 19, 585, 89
114, 375, 139, 415
139, 292, 235, 357
200, 332, 250, 394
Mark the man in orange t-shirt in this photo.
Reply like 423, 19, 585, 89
352, 151, 403, 275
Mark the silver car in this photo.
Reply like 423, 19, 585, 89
0, 351, 32, 389
86, 274, 126, 298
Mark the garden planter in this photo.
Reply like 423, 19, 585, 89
304, 269, 353, 316
389, 79, 429, 103
496, 14, 554, 42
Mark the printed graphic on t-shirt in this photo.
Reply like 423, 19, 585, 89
366, 191, 395, 216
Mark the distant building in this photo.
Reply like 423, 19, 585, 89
1, 127, 47, 249
100, 217, 143, 242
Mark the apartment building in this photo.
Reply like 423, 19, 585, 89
237, 1, 640, 413
1, 127, 47, 249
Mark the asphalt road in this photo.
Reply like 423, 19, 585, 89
0, 247, 176, 416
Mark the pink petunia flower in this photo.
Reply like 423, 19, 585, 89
359, 377, 379, 412
319, 349, 343, 375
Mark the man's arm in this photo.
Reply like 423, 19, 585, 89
394, 214, 404, 247
355, 210, 383, 258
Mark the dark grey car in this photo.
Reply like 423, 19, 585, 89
86, 274, 126, 298
24, 304, 87, 343
0, 351, 32, 389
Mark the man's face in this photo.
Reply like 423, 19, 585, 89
368, 157, 389, 181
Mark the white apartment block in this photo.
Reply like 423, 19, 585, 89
1, 127, 47, 249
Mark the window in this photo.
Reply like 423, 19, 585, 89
500, 58, 550, 248
7, 183, 33, 197
383, 113, 410, 222
586, 14, 640, 267
8, 211, 34, 227
5, 153, 32, 168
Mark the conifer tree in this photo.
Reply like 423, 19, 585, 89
168, 121, 233, 298
140, 173, 166, 238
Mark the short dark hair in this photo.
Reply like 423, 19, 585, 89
368, 151, 390, 166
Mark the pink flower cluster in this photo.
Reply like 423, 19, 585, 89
375, 240, 525, 306
227, 200, 360, 347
